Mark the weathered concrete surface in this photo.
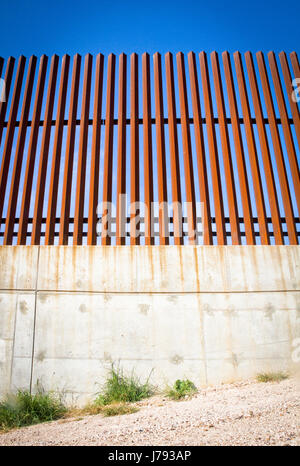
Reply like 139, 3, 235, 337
0, 246, 299, 405
37, 245, 300, 292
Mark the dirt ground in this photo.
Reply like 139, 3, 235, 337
0, 377, 299, 446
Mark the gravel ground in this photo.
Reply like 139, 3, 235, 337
0, 377, 299, 446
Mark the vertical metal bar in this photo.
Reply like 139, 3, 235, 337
116, 53, 127, 245
44, 54, 70, 245
87, 53, 104, 246
256, 51, 297, 244
233, 52, 269, 245
165, 52, 183, 245
290, 51, 300, 77
0, 57, 15, 147
17, 55, 48, 245
31, 55, 59, 245
130, 53, 140, 245
222, 52, 255, 244
59, 54, 81, 245
102, 53, 115, 245
4, 56, 37, 245
0, 56, 26, 222
153, 52, 169, 245
176, 52, 197, 244
245, 51, 283, 244
199, 52, 227, 245
142, 53, 154, 245
268, 52, 300, 216
211, 52, 241, 245
73, 54, 93, 245
279, 52, 300, 149
188, 52, 212, 245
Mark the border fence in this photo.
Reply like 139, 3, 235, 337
0, 51, 299, 245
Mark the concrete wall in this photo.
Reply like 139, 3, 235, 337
0, 245, 299, 405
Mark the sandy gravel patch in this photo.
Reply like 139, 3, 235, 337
0, 377, 299, 446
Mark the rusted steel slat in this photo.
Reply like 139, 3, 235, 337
142, 53, 154, 246
142, 53, 154, 245
0, 56, 26, 222
290, 51, 300, 79
130, 53, 140, 245
87, 53, 104, 246
200, 51, 227, 245
256, 51, 297, 244
154, 52, 169, 245
17, 55, 48, 245
245, 52, 283, 245
0, 57, 15, 146
165, 52, 183, 245
211, 52, 241, 245
233, 52, 269, 245
188, 52, 212, 245
4, 56, 37, 245
222, 51, 255, 244
176, 52, 197, 244
31, 55, 59, 245
279, 52, 300, 150
268, 52, 300, 216
73, 54, 93, 245
116, 53, 127, 245
44, 55, 70, 245
59, 54, 81, 245
101, 53, 115, 245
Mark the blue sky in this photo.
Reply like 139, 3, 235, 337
0, 0, 299, 59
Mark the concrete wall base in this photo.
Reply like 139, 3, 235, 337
0, 246, 299, 406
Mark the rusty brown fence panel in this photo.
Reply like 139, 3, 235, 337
73, 54, 92, 245
101, 53, 115, 245
154, 52, 169, 245
143, 53, 154, 245
59, 54, 81, 246
45, 54, 70, 245
0, 51, 299, 245
17, 55, 48, 245
4, 56, 37, 245
87, 53, 104, 246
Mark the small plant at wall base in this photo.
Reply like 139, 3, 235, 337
0, 389, 67, 431
94, 365, 154, 406
166, 379, 197, 400
256, 372, 289, 383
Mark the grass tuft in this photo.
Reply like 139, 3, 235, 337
166, 379, 197, 400
65, 401, 139, 418
94, 365, 154, 405
256, 371, 288, 383
0, 389, 66, 431
102, 403, 139, 417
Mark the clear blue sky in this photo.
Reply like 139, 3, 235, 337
0, 0, 299, 59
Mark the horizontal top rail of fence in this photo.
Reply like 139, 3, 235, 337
0, 51, 299, 246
